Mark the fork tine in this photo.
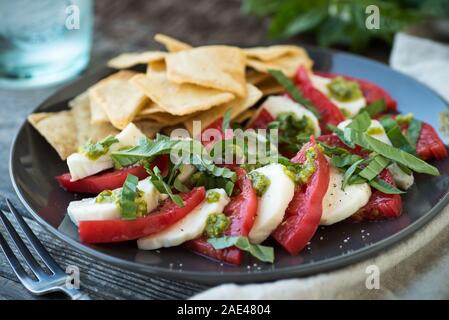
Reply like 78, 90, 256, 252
0, 209, 47, 279
6, 199, 64, 274
0, 230, 34, 289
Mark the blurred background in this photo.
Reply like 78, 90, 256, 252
93, 0, 449, 62
2, 0, 449, 88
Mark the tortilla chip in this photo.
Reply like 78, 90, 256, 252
166, 46, 247, 97
147, 59, 166, 74
28, 111, 77, 160
70, 92, 119, 145
89, 70, 149, 130
154, 34, 192, 52
137, 103, 166, 117
244, 45, 306, 61
133, 120, 163, 138
87, 90, 110, 123
233, 109, 255, 123
107, 51, 167, 69
184, 84, 262, 134
130, 73, 235, 116
246, 49, 313, 78
257, 76, 285, 96
246, 68, 270, 85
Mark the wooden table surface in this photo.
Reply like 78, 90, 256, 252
0, 0, 391, 300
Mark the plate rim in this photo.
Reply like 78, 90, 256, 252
9, 45, 449, 284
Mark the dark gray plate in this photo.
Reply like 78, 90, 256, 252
10, 47, 449, 284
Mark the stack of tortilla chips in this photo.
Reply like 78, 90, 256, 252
28, 34, 313, 160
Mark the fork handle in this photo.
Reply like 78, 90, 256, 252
61, 287, 91, 300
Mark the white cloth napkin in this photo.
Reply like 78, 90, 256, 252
192, 33, 449, 300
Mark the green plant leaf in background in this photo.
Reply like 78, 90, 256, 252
242, 0, 446, 52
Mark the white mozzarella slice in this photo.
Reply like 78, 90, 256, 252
338, 119, 392, 145
68, 199, 121, 227
248, 163, 295, 244
67, 123, 146, 181
261, 95, 321, 136
320, 163, 372, 225
311, 75, 366, 117
388, 163, 414, 190
67, 177, 163, 226
137, 189, 230, 250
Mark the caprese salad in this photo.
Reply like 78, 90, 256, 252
58, 65, 447, 265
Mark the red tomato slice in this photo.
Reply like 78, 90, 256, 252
247, 108, 275, 129
314, 71, 397, 111
350, 170, 402, 221
295, 66, 345, 133
201, 117, 234, 148
185, 167, 258, 265
414, 122, 447, 161
272, 137, 330, 255
56, 155, 169, 194
79, 187, 206, 243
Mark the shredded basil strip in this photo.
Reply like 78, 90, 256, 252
148, 166, 184, 207
328, 124, 355, 148
207, 236, 274, 263
222, 109, 231, 133
379, 116, 398, 132
358, 100, 386, 117
386, 125, 415, 154
342, 159, 364, 189
120, 174, 140, 220
369, 177, 405, 194
111, 135, 177, 168
358, 155, 390, 181
345, 129, 438, 176
331, 154, 362, 168
268, 69, 320, 118
406, 118, 422, 148
347, 112, 371, 132
319, 142, 350, 156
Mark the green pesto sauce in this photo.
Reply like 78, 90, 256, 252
79, 135, 119, 160
340, 108, 352, 118
327, 76, 363, 102
206, 191, 221, 203
248, 171, 271, 197
284, 146, 317, 185
205, 213, 231, 238
267, 112, 316, 154
95, 188, 148, 217
396, 113, 414, 125
366, 126, 385, 135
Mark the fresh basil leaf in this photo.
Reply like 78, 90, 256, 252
207, 236, 274, 263
406, 118, 422, 148
222, 109, 231, 133
358, 100, 386, 117
328, 124, 355, 148
347, 111, 371, 132
331, 154, 362, 168
358, 155, 390, 181
148, 166, 184, 207
268, 69, 320, 118
369, 177, 405, 194
386, 125, 415, 154
361, 133, 439, 176
120, 174, 139, 220
343, 159, 364, 189
348, 174, 367, 185
397, 162, 412, 176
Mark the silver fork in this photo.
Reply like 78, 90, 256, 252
0, 199, 90, 300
